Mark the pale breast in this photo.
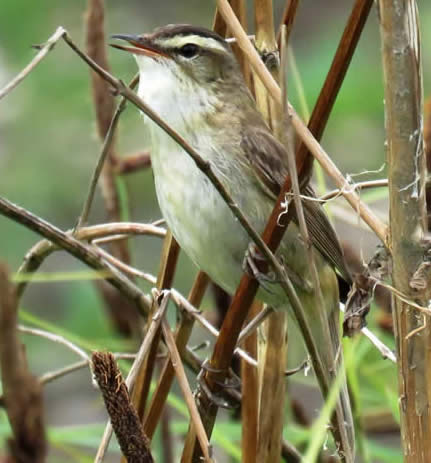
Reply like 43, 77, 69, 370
150, 125, 251, 293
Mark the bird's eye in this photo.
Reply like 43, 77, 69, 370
178, 43, 199, 59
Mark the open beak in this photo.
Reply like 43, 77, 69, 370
110, 34, 169, 59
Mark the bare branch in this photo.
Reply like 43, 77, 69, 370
18, 325, 90, 362
0, 27, 66, 100
0, 195, 152, 313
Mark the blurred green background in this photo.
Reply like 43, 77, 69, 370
0, 1, 430, 461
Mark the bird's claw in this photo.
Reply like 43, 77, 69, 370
197, 360, 239, 409
242, 243, 279, 293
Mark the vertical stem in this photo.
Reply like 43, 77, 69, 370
379, 1, 430, 461
241, 301, 261, 463
126, 231, 180, 463
213, 0, 251, 85
143, 271, 209, 439
257, 311, 288, 462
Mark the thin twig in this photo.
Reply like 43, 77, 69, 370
77, 75, 139, 228
162, 319, 213, 462
18, 325, 90, 362
0, 27, 66, 100
0, 196, 152, 313
0, 353, 137, 408
39, 353, 136, 385
76, 102, 123, 228
237, 305, 273, 344
143, 271, 209, 439
15, 221, 165, 304
320, 179, 388, 201
125, 232, 180, 463
95, 248, 258, 366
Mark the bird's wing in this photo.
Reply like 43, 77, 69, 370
240, 126, 352, 283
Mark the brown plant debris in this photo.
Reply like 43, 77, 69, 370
343, 246, 390, 337
92, 351, 154, 463
0, 263, 46, 463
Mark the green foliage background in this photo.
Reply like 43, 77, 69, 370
0, 1, 430, 461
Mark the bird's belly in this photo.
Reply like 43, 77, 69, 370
152, 143, 250, 294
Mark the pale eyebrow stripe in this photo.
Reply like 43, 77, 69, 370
158, 35, 228, 53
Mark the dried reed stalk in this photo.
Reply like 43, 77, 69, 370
379, 1, 431, 461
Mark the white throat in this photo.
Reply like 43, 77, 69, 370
134, 55, 217, 132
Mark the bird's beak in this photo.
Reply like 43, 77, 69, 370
110, 34, 170, 59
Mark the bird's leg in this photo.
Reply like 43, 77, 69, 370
243, 242, 279, 293
196, 360, 240, 409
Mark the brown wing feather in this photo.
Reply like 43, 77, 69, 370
241, 127, 352, 284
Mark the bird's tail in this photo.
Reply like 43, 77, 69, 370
300, 264, 355, 462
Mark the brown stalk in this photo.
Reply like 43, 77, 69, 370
143, 271, 209, 439
161, 319, 213, 462
425, 98, 431, 228
276, 0, 300, 45
160, 402, 174, 463
379, 1, 430, 461
292, 0, 374, 188
253, 3, 290, 460
0, 264, 46, 463
253, 0, 278, 127
256, 311, 288, 462
240, 301, 261, 463
426, 97, 431, 167
213, 0, 250, 85
128, 232, 180, 433
85, 0, 139, 336
92, 352, 154, 463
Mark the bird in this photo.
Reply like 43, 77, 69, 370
112, 24, 355, 460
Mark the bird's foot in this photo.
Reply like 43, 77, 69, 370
196, 360, 240, 409
243, 243, 278, 293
